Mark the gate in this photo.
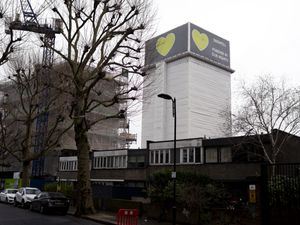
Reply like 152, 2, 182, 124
261, 163, 300, 225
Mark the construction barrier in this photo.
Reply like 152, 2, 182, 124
117, 208, 139, 225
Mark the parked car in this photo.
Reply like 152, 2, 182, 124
14, 187, 41, 208
30, 192, 70, 215
0, 189, 18, 203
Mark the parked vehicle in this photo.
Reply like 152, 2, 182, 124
30, 192, 70, 215
0, 189, 18, 203
14, 187, 41, 208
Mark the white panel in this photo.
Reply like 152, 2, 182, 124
188, 57, 231, 138
93, 150, 128, 157
59, 156, 77, 161
141, 55, 232, 147
165, 58, 189, 140
149, 138, 202, 149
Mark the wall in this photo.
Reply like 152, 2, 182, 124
141, 56, 232, 147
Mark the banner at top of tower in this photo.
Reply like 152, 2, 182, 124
145, 23, 231, 70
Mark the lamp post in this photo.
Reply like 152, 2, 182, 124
157, 93, 176, 225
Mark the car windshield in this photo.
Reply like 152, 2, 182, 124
26, 189, 39, 194
7, 190, 17, 194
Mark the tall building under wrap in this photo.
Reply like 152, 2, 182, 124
141, 23, 234, 147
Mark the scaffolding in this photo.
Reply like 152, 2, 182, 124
6, 0, 61, 177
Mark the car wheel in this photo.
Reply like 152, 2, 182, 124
62, 208, 68, 215
21, 200, 25, 208
40, 205, 46, 214
29, 203, 33, 211
5, 197, 8, 203
13, 199, 18, 207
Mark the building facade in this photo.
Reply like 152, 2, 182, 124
141, 23, 234, 147
57, 130, 300, 202
0, 63, 136, 187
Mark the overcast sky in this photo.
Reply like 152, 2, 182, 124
130, 0, 300, 148
4, 0, 300, 148
151, 0, 300, 83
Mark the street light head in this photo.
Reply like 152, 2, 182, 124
158, 93, 173, 101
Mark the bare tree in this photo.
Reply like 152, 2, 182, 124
0, 54, 72, 186
45, 0, 154, 215
0, 0, 23, 67
230, 76, 300, 164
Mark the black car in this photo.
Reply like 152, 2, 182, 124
30, 192, 70, 215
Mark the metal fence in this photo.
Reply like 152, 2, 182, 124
261, 163, 300, 225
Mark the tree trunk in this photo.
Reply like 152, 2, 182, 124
74, 96, 95, 216
21, 160, 30, 187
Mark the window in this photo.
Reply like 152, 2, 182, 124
93, 155, 127, 169
182, 149, 188, 163
108, 157, 112, 168
122, 156, 127, 167
160, 151, 164, 163
220, 147, 232, 162
100, 157, 103, 167
205, 147, 232, 163
115, 156, 120, 167
149, 149, 171, 165
189, 148, 194, 162
165, 151, 170, 164
179, 148, 200, 164
150, 151, 154, 164
195, 147, 201, 163
103, 157, 107, 168
155, 151, 159, 164
136, 156, 145, 167
205, 148, 218, 163
59, 160, 78, 171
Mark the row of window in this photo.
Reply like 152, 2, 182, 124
59, 160, 78, 171
149, 147, 202, 165
205, 147, 232, 163
149, 147, 232, 165
59, 147, 233, 171
93, 155, 127, 169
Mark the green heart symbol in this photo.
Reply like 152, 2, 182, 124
192, 29, 209, 51
156, 33, 176, 56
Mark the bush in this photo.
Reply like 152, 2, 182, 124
44, 182, 74, 199
148, 170, 229, 224
44, 182, 58, 192
269, 175, 300, 208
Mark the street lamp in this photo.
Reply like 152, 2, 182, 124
157, 93, 176, 225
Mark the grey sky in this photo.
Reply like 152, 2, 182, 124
130, 0, 300, 148
152, 0, 300, 84
3, 0, 300, 148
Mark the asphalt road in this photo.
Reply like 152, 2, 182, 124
0, 202, 102, 225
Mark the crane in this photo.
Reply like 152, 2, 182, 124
8, 0, 62, 177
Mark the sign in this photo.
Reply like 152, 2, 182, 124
145, 24, 188, 65
145, 23, 231, 69
249, 190, 256, 203
13, 172, 20, 179
249, 184, 256, 190
190, 23, 230, 68
171, 171, 176, 179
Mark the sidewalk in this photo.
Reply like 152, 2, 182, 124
68, 207, 172, 225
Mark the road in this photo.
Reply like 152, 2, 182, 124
0, 203, 102, 225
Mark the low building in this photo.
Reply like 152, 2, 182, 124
57, 130, 300, 203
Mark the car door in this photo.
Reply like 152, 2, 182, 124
31, 192, 42, 210
16, 188, 23, 203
